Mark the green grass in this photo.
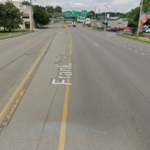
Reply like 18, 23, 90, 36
94, 29, 104, 32
116, 34, 150, 44
0, 30, 32, 39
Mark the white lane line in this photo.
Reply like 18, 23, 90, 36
141, 53, 145, 55
94, 43, 98, 46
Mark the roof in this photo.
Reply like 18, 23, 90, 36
145, 11, 150, 15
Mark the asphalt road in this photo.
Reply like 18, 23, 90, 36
0, 24, 150, 150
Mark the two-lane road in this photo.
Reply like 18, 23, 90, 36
0, 24, 150, 150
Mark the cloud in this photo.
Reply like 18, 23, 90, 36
2, 0, 139, 13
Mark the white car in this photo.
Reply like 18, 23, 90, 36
145, 28, 150, 33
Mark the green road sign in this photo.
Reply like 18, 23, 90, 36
71, 11, 79, 17
65, 11, 79, 17
65, 11, 71, 17
82, 10, 87, 18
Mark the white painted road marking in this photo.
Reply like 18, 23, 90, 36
94, 43, 98, 46
141, 53, 145, 55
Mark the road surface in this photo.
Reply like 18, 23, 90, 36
0, 24, 150, 150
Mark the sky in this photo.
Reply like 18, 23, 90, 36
1, 0, 140, 13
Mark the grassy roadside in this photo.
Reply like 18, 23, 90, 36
116, 34, 150, 44
0, 30, 33, 39
94, 29, 104, 32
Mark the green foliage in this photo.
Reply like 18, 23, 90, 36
88, 10, 95, 18
0, 2, 23, 32
33, 5, 49, 26
45, 5, 54, 13
54, 6, 62, 13
22, 1, 30, 6
125, 0, 150, 27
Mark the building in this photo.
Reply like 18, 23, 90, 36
0, 0, 35, 30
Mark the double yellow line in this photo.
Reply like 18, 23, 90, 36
58, 30, 72, 150
0, 33, 56, 130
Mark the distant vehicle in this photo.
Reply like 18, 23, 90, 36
106, 26, 111, 31
107, 27, 119, 32
72, 24, 76, 27
143, 25, 149, 28
145, 28, 150, 33
143, 28, 147, 32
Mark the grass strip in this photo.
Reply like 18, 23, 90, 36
0, 31, 33, 39
94, 29, 104, 32
116, 34, 150, 44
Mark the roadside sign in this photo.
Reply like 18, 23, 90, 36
65, 11, 79, 17
71, 11, 79, 17
82, 10, 87, 18
65, 11, 71, 17
124, 27, 130, 31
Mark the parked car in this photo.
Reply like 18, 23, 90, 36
145, 28, 150, 33
143, 25, 149, 28
107, 27, 119, 32
72, 24, 76, 27
105, 26, 111, 31
143, 28, 147, 32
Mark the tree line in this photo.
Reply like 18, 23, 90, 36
0, 1, 62, 32
123, 0, 150, 27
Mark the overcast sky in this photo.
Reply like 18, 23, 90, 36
1, 0, 140, 13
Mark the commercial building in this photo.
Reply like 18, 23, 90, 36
0, 0, 35, 30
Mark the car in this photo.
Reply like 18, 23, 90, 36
143, 25, 149, 28
67, 24, 72, 27
143, 28, 147, 32
145, 28, 150, 33
72, 24, 76, 27
107, 27, 119, 32
106, 26, 111, 31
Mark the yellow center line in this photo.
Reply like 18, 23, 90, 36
0, 89, 26, 132
58, 29, 72, 150
0, 33, 56, 121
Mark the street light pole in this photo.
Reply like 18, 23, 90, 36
30, 0, 33, 31
114, 10, 117, 20
104, 4, 108, 27
104, 5, 108, 21
136, 0, 144, 39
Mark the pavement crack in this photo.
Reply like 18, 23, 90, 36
36, 85, 59, 150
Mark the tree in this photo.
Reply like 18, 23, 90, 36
33, 5, 49, 26
125, 0, 150, 26
45, 5, 54, 13
88, 10, 95, 18
22, 1, 30, 6
54, 6, 62, 13
0, 2, 23, 32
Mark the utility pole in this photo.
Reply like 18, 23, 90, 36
136, 0, 143, 39
30, 0, 33, 31
95, 5, 96, 18
114, 10, 117, 20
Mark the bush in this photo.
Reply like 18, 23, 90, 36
86, 24, 91, 27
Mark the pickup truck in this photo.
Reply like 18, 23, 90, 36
108, 27, 119, 32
